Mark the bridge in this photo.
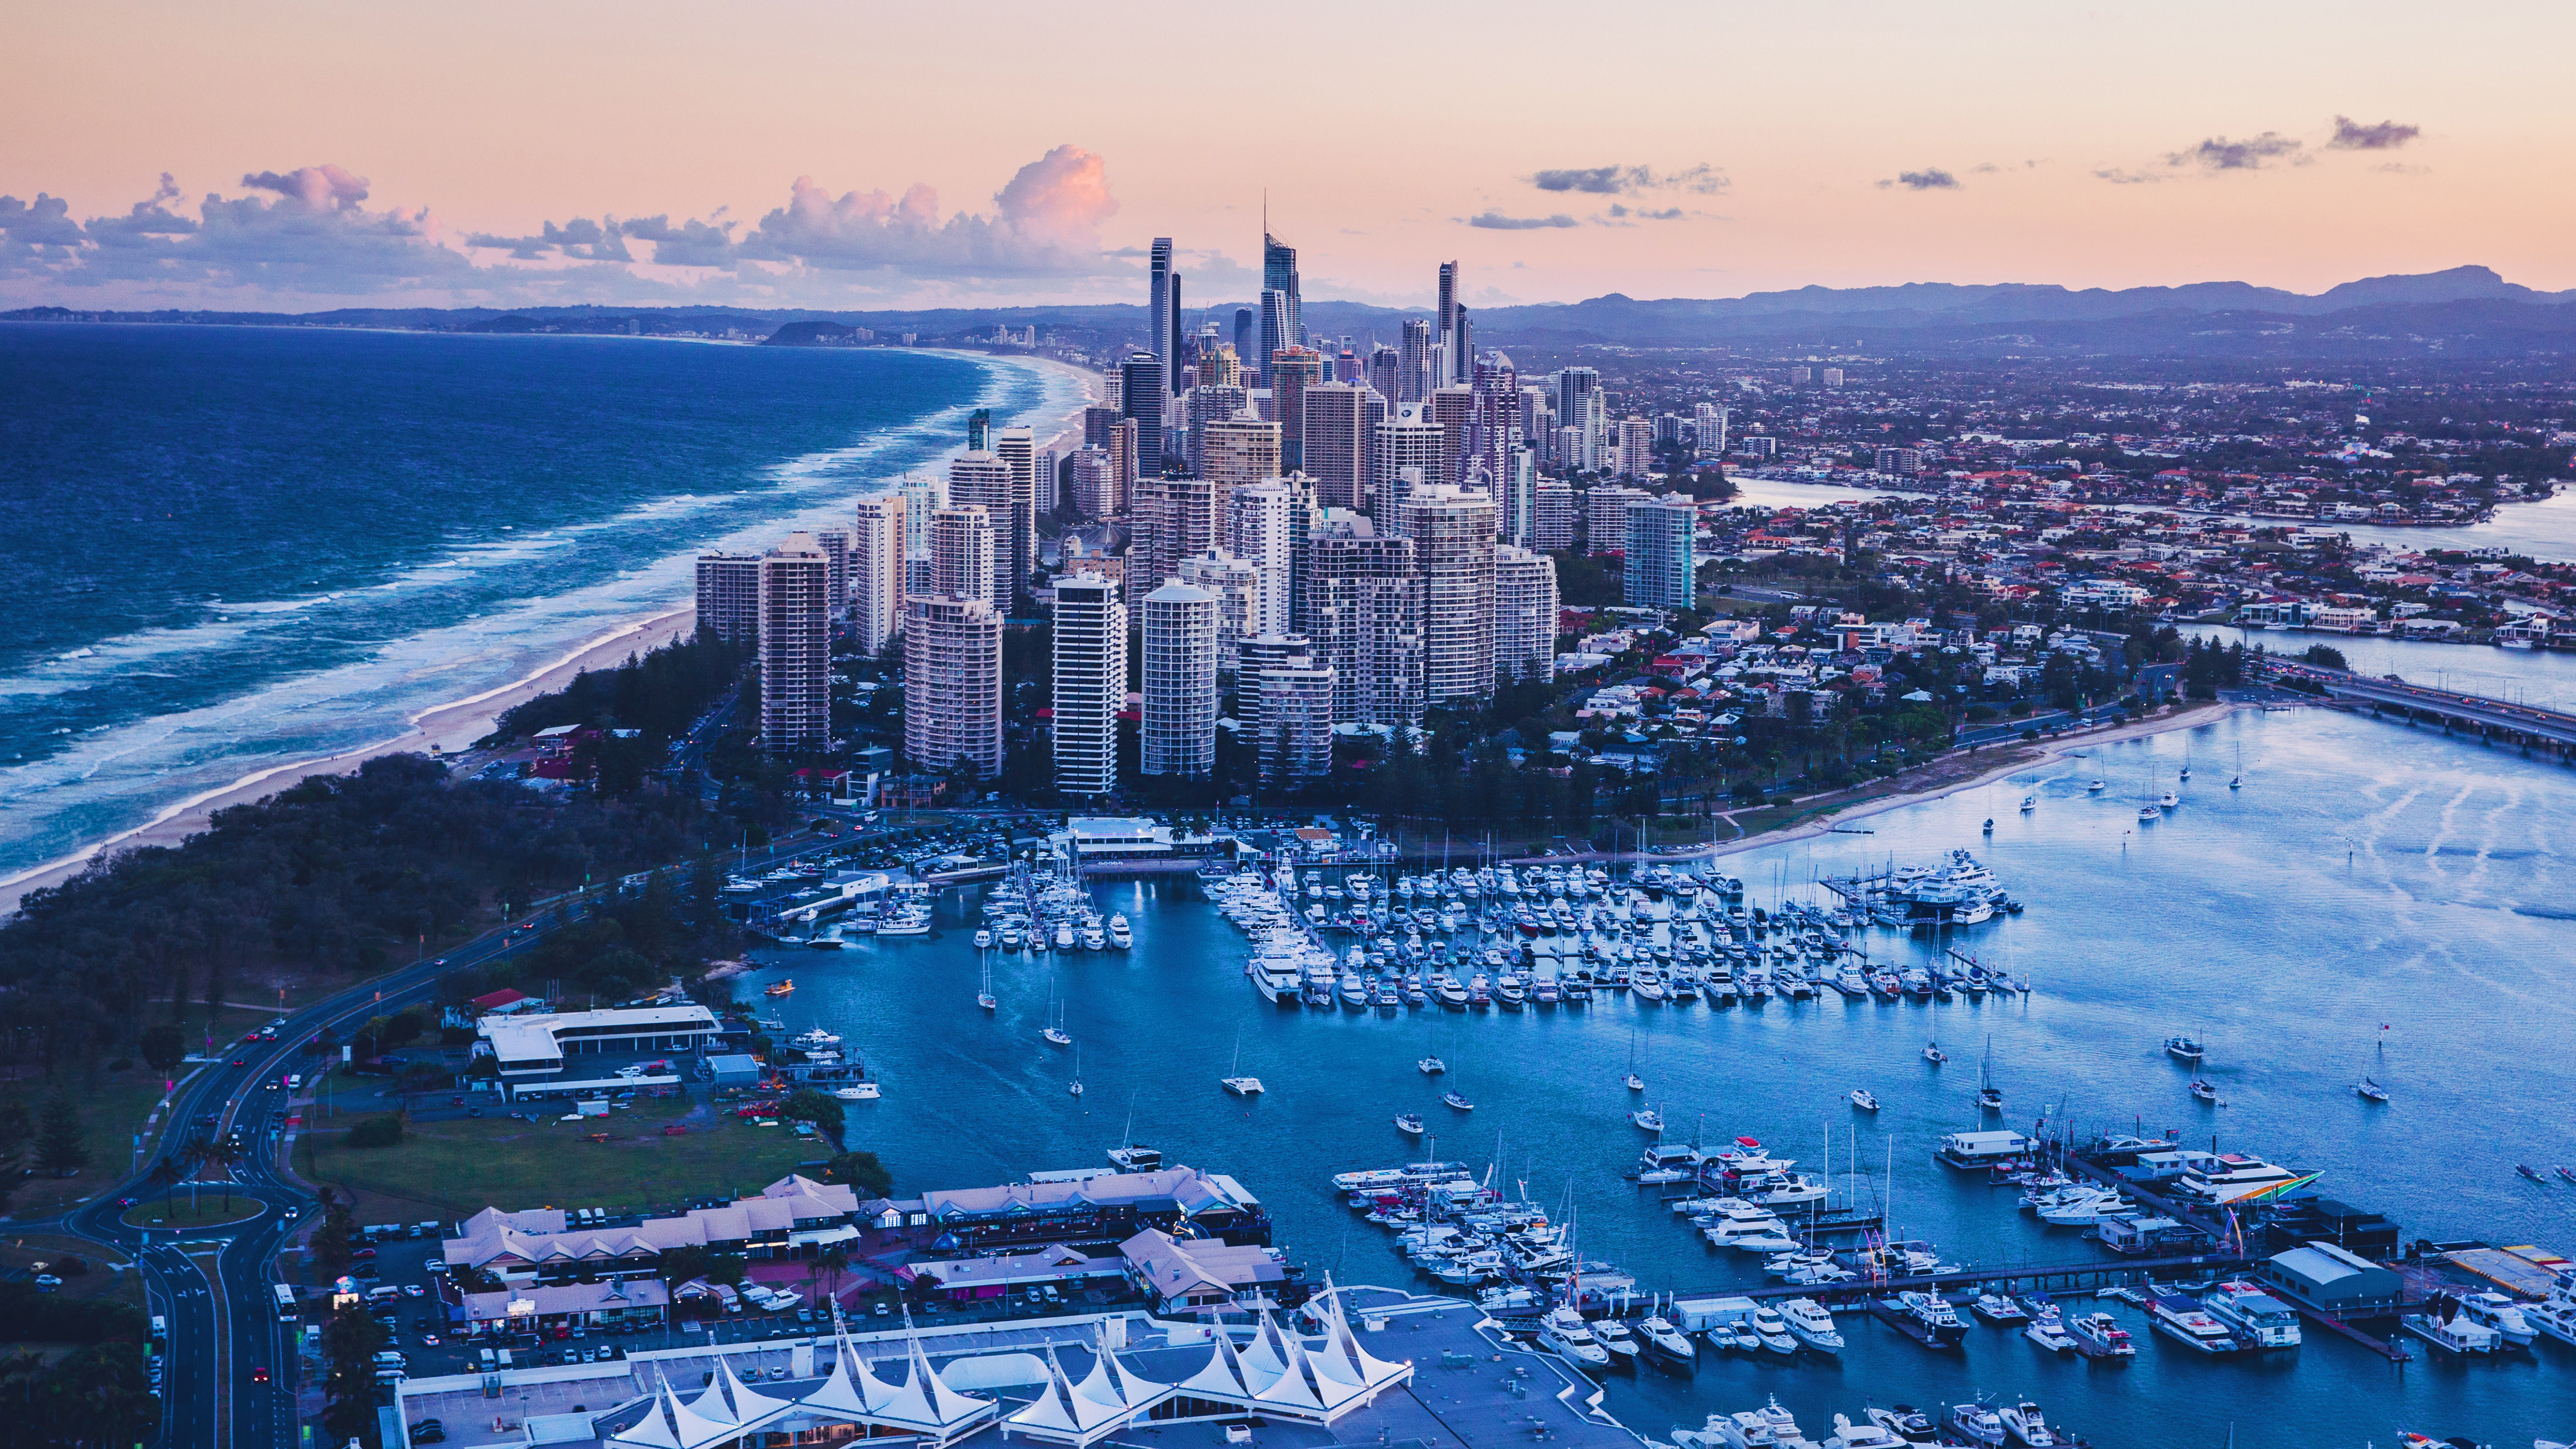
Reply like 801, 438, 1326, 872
2268, 663, 2576, 756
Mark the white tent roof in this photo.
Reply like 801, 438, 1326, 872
1173, 1323, 1254, 1400
609, 1371, 739, 1449
688, 1355, 792, 1426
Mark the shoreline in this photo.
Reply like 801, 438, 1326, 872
1, 348, 1097, 919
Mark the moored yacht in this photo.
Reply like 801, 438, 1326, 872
1538, 1305, 1611, 1369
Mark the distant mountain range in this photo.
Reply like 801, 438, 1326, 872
12, 266, 2575, 360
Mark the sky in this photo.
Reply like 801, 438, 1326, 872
5, 0, 2571, 314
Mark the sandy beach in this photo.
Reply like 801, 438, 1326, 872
2, 349, 1104, 919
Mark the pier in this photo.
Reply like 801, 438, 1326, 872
1670, 1250, 2255, 1309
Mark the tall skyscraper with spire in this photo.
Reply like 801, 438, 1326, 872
1435, 261, 1459, 386
1258, 202, 1301, 381
1147, 237, 1175, 394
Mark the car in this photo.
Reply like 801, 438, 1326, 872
117, 1196, 137, 1208
420, 1333, 441, 1347
33, 1275, 60, 1292
231, 1058, 250, 1068
352, 1248, 376, 1260
250, 1365, 269, 1384
411, 1427, 446, 1445
282, 1206, 298, 1220
403, 1283, 425, 1297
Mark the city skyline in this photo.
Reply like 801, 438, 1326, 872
7, 3, 2569, 310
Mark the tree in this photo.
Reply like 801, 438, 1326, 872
345, 1113, 405, 1149
198, 1138, 244, 1213
822, 1150, 893, 1196
780, 1088, 844, 1140
35, 1091, 86, 1177
310, 1193, 357, 1274
319, 1304, 389, 1445
140, 1023, 187, 1074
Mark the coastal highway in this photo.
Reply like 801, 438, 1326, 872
35, 824, 862, 1449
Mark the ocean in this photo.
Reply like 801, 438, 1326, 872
0, 324, 1084, 883
739, 705, 2576, 1448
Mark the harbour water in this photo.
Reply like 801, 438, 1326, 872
0, 325, 1085, 880
744, 704, 2576, 1447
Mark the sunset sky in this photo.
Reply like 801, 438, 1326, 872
6, 0, 2568, 311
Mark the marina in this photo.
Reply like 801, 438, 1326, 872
728, 705, 2576, 1447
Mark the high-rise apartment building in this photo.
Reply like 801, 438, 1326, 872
1199, 414, 1281, 493
1875, 446, 1921, 476
896, 470, 947, 594
1140, 583, 1218, 779
848, 495, 906, 657
1227, 479, 1300, 639
1618, 416, 1656, 479
1255, 646, 1336, 786
757, 533, 833, 754
1430, 385, 1476, 490
1299, 381, 1370, 511
1447, 306, 1472, 391
1182, 384, 1249, 478
1365, 344, 1400, 404
694, 552, 761, 646
1119, 354, 1166, 474
1049, 572, 1125, 797
1372, 404, 1446, 532
1267, 347, 1322, 470
1584, 485, 1651, 555
1623, 495, 1699, 609
811, 528, 851, 612
1259, 229, 1301, 372
1694, 401, 1729, 459
1232, 308, 1255, 372
1501, 448, 1537, 546
1179, 550, 1263, 673
992, 426, 1036, 605
902, 596, 1001, 777
1557, 367, 1602, 471
927, 505, 999, 612
1304, 518, 1422, 728
1067, 447, 1120, 520
1402, 484, 1497, 704
1128, 475, 1220, 601
945, 452, 1013, 605
1398, 318, 1436, 405
1822, 367, 1843, 388
1532, 478, 1576, 552
1492, 544, 1560, 688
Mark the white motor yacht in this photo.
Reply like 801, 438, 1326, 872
2404, 1310, 2500, 1355
1821, 1414, 1909, 1449
1538, 1306, 1611, 1369
1947, 1402, 2008, 1448
1673, 1396, 1809, 1449
1748, 1305, 1800, 1355
1997, 1401, 2057, 1448
1778, 1298, 1843, 1353
1638, 1305, 1696, 1363
2457, 1290, 2536, 1348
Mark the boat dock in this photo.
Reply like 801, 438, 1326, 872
1676, 1249, 2254, 1309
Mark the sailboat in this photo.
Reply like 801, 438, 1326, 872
977, 959, 996, 1014
1221, 1036, 1264, 1096
2179, 742, 2192, 782
1069, 1045, 1084, 1097
1624, 1032, 1646, 1093
1976, 1035, 2003, 1113
2357, 1032, 2390, 1103
1041, 986, 1071, 1046
2229, 741, 2244, 791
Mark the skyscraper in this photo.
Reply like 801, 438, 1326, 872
927, 505, 999, 612
1128, 475, 1220, 601
757, 533, 832, 754
1183, 383, 1250, 477
993, 425, 1036, 605
811, 528, 851, 612
1618, 415, 1655, 479
1694, 401, 1729, 459
1401, 484, 1498, 704
1430, 385, 1476, 490
1227, 479, 1300, 639
1584, 485, 1650, 555
1260, 227, 1301, 366
1501, 448, 1537, 545
1233, 308, 1256, 373
1266, 346, 1322, 470
1372, 404, 1446, 532
694, 552, 761, 646
1557, 367, 1602, 471
1050, 573, 1125, 797
1492, 544, 1560, 688
1532, 478, 1576, 551
1365, 344, 1401, 404
896, 470, 947, 596
903, 595, 1001, 777
1305, 517, 1423, 728
1147, 237, 1173, 390
1119, 354, 1166, 475
1141, 582, 1218, 779
945, 451, 1013, 606
1448, 305, 1472, 392
1623, 495, 1699, 609
967, 408, 991, 453
1179, 550, 1263, 673
1067, 446, 1120, 520
1167, 270, 1184, 394
1398, 318, 1436, 404
848, 495, 906, 657
1255, 647, 1336, 786
1299, 382, 1370, 511
1199, 414, 1281, 493
1436, 261, 1458, 356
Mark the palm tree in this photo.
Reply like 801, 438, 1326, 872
198, 1139, 244, 1213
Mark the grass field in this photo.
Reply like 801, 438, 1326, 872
295, 1094, 820, 1219
120, 1195, 264, 1231
1, 1070, 191, 1220
0, 1233, 143, 1311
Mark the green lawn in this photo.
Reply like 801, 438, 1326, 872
0, 1233, 144, 1312
295, 1094, 821, 1219
120, 1195, 263, 1231
2, 1071, 188, 1220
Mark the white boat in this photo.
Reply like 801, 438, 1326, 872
2455, 1291, 2534, 1349
1747, 1305, 1799, 1355
1638, 1301, 1697, 1363
2148, 1293, 2243, 1353
2203, 1280, 2303, 1349
972, 928, 992, 949
831, 1082, 880, 1101
1593, 1318, 1643, 1365
1849, 1088, 1880, 1112
1673, 1396, 1805, 1449
2066, 1310, 2134, 1358
1922, 1041, 1948, 1065
2086, 779, 2105, 793
1538, 1306, 1610, 1369
1394, 1112, 1424, 1136
1948, 1402, 2007, 1448
1821, 1413, 1908, 1449
1106, 914, 1132, 948
1417, 1056, 1446, 1075
1997, 1400, 2057, 1448
1778, 1298, 1843, 1353
1220, 1039, 1262, 1096
1630, 1106, 1666, 1133
2403, 1310, 2500, 1355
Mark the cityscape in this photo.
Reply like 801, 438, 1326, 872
9, 7, 2576, 1449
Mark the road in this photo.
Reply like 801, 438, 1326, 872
28, 822, 867, 1449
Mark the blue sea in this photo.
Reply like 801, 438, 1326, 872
741, 706, 2576, 1449
0, 324, 1084, 884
